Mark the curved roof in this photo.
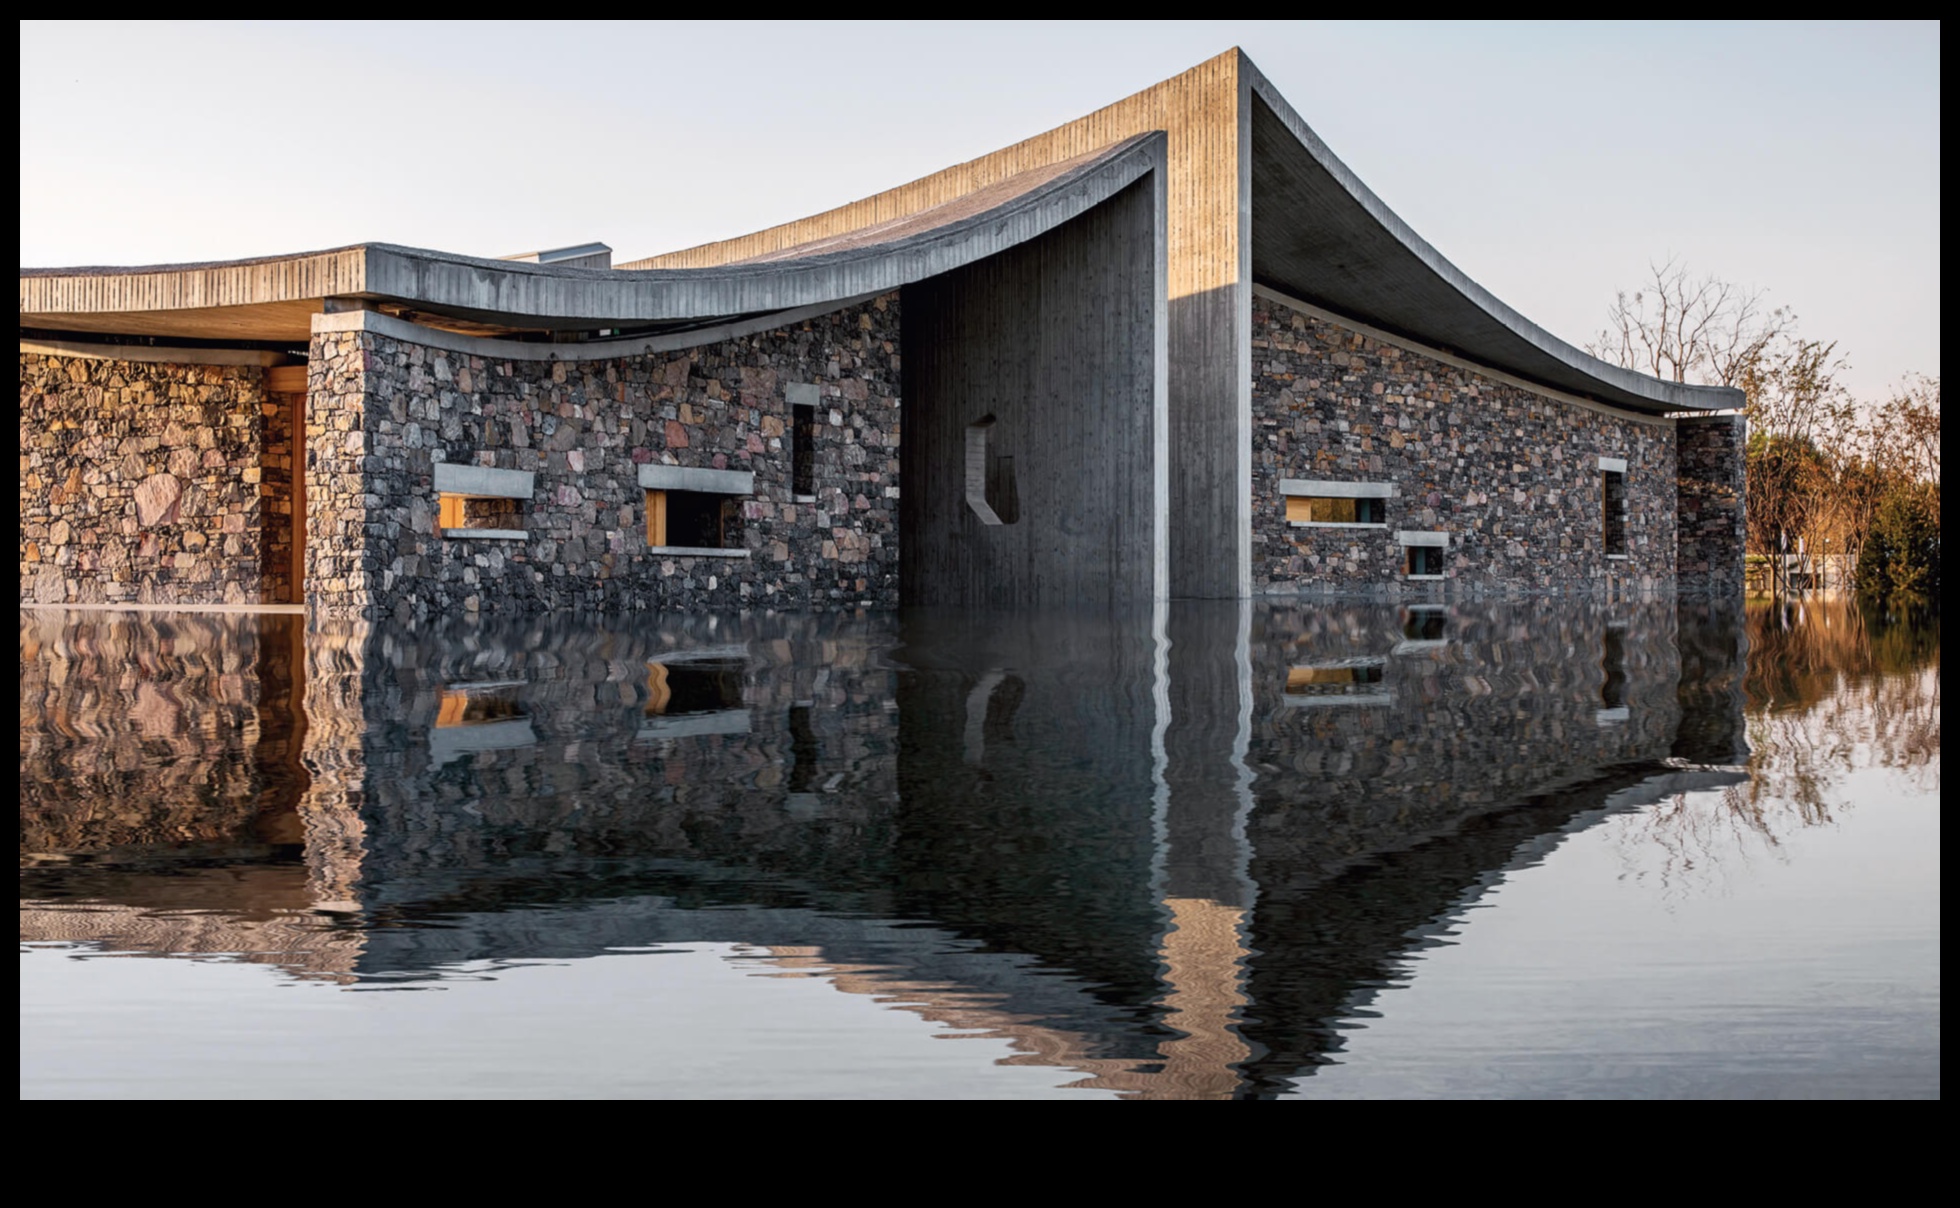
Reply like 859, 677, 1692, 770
1240, 65, 1738, 415
18, 135, 1163, 345
19, 51, 1739, 415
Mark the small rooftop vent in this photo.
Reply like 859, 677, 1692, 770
500, 242, 612, 270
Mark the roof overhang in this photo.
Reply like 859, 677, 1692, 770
18, 135, 1164, 347
1243, 65, 1739, 415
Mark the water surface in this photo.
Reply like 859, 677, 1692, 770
18, 597, 1940, 1098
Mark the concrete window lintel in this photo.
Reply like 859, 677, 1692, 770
1395, 530, 1449, 548
784, 382, 821, 408
638, 464, 756, 494
645, 545, 752, 559
442, 528, 528, 541
1598, 456, 1629, 474
433, 463, 534, 499
1280, 478, 1397, 499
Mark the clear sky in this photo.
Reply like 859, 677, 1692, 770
18, 21, 1940, 397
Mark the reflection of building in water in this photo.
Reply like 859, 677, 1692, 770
20, 601, 1749, 1096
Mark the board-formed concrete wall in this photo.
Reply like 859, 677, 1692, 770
19, 353, 295, 605
1249, 293, 1678, 596
899, 176, 1166, 608
304, 298, 901, 620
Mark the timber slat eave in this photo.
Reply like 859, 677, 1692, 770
20, 247, 371, 317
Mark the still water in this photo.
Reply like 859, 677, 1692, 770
19, 597, 1940, 1099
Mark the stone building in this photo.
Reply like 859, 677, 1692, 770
18, 51, 1743, 618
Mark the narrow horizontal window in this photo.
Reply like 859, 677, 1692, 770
1286, 495, 1387, 525
1397, 530, 1448, 579
1403, 608, 1446, 642
647, 488, 744, 551
433, 463, 533, 539
646, 659, 745, 717
428, 681, 534, 766
1286, 662, 1385, 690
435, 683, 525, 728
439, 493, 523, 536
640, 657, 751, 740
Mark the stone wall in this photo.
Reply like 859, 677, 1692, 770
19, 354, 288, 605
1675, 413, 1747, 597
1250, 296, 1678, 596
306, 297, 901, 619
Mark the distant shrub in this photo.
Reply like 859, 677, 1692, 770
1856, 482, 1941, 605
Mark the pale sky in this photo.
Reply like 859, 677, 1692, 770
18, 21, 1940, 397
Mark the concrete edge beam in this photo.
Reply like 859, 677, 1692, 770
441, 528, 528, 540
644, 546, 752, 558
432, 464, 534, 498
312, 297, 883, 364
638, 464, 755, 494
1279, 478, 1397, 498
1395, 530, 1449, 547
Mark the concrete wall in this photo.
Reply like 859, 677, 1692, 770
636, 51, 1248, 600
304, 298, 901, 619
1249, 294, 1678, 596
1676, 413, 1748, 597
19, 354, 294, 605
899, 177, 1165, 608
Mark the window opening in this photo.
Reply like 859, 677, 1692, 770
1403, 609, 1446, 642
1282, 657, 1392, 707
1281, 479, 1393, 527
433, 464, 533, 539
792, 405, 816, 499
429, 680, 534, 766
435, 684, 526, 727
1286, 662, 1385, 690
965, 415, 1017, 526
439, 494, 522, 532
640, 654, 751, 740
1406, 545, 1444, 577
1600, 625, 1627, 711
645, 659, 745, 716
646, 489, 744, 550
1286, 495, 1386, 525
1603, 469, 1628, 557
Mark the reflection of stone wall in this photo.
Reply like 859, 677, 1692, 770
1244, 601, 1684, 884
296, 615, 904, 906
1249, 297, 1677, 595
18, 355, 285, 604
18, 610, 307, 858
1676, 414, 1747, 596
305, 297, 901, 619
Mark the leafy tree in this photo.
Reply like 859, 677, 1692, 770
1593, 261, 1936, 595
1856, 482, 1941, 606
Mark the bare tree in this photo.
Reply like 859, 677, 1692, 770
1588, 256, 1792, 388
1879, 373, 1941, 486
